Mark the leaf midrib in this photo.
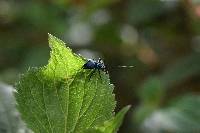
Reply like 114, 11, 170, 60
73, 73, 104, 132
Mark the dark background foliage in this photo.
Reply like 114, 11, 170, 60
0, 0, 200, 133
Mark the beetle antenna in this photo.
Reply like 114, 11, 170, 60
117, 65, 134, 68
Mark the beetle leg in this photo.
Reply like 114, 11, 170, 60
98, 58, 102, 63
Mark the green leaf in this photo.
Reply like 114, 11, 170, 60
135, 53, 200, 124
160, 53, 200, 88
138, 77, 164, 105
86, 105, 130, 133
15, 34, 117, 133
135, 77, 164, 123
46, 33, 85, 79
142, 94, 200, 133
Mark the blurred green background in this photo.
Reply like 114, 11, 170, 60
0, 0, 200, 133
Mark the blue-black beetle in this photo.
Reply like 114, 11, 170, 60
82, 58, 106, 79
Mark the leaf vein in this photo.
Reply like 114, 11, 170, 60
73, 74, 99, 132
56, 51, 69, 133
25, 79, 50, 132
41, 76, 54, 133
71, 72, 88, 132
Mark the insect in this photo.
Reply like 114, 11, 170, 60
82, 57, 134, 80
82, 58, 106, 79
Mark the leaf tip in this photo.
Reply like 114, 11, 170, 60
48, 33, 54, 43
48, 33, 66, 49
48, 32, 52, 36
125, 105, 131, 110
119, 105, 131, 116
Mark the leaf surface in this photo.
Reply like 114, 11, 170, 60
86, 105, 130, 133
15, 34, 117, 133
142, 95, 200, 133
